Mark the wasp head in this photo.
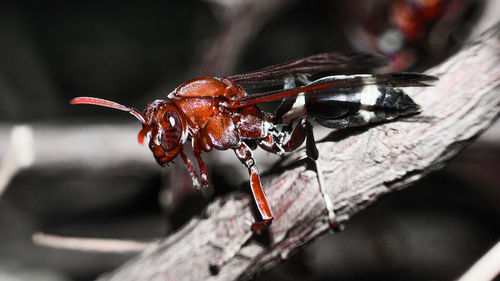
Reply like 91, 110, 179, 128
140, 99, 188, 166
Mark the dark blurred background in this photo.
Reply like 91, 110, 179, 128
0, 1, 498, 280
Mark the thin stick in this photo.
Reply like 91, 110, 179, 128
458, 241, 500, 281
32, 232, 153, 254
0, 125, 34, 198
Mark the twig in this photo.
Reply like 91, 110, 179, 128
458, 241, 500, 281
95, 22, 500, 281
32, 232, 153, 254
0, 125, 34, 197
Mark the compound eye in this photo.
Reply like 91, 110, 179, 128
160, 110, 182, 151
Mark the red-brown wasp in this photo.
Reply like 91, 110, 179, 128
71, 53, 436, 231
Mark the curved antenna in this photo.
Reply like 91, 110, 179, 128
70, 97, 146, 124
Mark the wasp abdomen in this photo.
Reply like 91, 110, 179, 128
377, 87, 420, 114
306, 81, 421, 129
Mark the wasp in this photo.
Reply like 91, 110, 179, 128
71, 53, 437, 231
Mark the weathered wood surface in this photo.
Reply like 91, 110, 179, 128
97, 23, 500, 281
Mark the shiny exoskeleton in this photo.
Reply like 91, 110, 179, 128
280, 74, 421, 129
71, 53, 437, 231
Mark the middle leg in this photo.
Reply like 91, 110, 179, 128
180, 151, 201, 190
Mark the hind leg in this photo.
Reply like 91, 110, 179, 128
259, 118, 308, 155
234, 143, 273, 231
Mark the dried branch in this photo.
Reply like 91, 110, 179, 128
95, 22, 500, 281
32, 232, 153, 254
458, 241, 500, 281
0, 125, 34, 197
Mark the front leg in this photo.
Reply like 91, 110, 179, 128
193, 150, 209, 188
234, 143, 273, 231
180, 151, 201, 190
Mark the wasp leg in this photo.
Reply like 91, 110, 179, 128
259, 118, 307, 154
234, 143, 273, 232
311, 158, 343, 232
274, 96, 297, 123
273, 75, 307, 123
180, 151, 201, 190
192, 147, 210, 188
303, 121, 342, 232
305, 119, 319, 160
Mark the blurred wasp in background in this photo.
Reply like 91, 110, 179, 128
345, 0, 482, 71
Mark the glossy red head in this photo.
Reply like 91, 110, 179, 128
140, 99, 188, 166
70, 97, 188, 166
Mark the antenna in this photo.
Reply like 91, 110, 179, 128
70, 97, 146, 124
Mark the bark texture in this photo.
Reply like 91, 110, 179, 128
97, 23, 500, 281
